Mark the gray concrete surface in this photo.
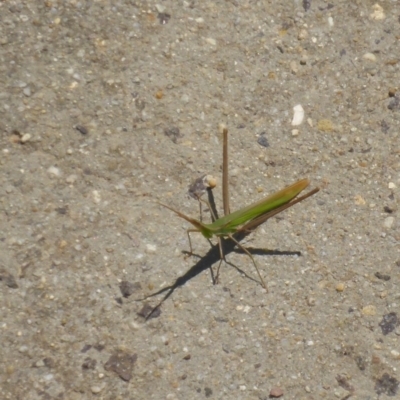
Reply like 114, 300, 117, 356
1, 1, 400, 399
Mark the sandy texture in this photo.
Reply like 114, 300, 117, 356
1, 1, 400, 399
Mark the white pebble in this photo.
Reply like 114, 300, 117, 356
92, 190, 101, 204
20, 133, 31, 143
391, 350, 400, 358
328, 17, 334, 27
290, 60, 299, 74
384, 217, 394, 229
291, 104, 304, 126
298, 29, 308, 40
47, 166, 61, 177
363, 53, 377, 62
91, 385, 104, 394
205, 37, 217, 46
370, 4, 385, 20
388, 182, 396, 189
146, 244, 157, 253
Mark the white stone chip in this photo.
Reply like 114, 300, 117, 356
292, 104, 304, 126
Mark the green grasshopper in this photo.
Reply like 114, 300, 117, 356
159, 129, 319, 289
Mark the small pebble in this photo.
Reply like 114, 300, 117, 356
303, 0, 311, 11
388, 182, 396, 189
23, 87, 31, 97
390, 350, 400, 359
370, 4, 385, 20
270, 386, 284, 398
317, 119, 333, 132
35, 359, 45, 367
20, 133, 31, 143
146, 244, 157, 253
383, 217, 394, 229
75, 125, 88, 135
66, 174, 78, 184
290, 60, 299, 74
205, 175, 217, 189
257, 133, 269, 147
354, 195, 366, 205
92, 190, 101, 204
336, 283, 345, 292
292, 104, 304, 126
362, 305, 376, 316
298, 29, 308, 40
205, 37, 217, 46
91, 385, 104, 394
307, 297, 316, 306
19, 345, 28, 353
47, 166, 61, 177
181, 94, 189, 103
363, 53, 377, 62
155, 4, 166, 13
157, 13, 171, 25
